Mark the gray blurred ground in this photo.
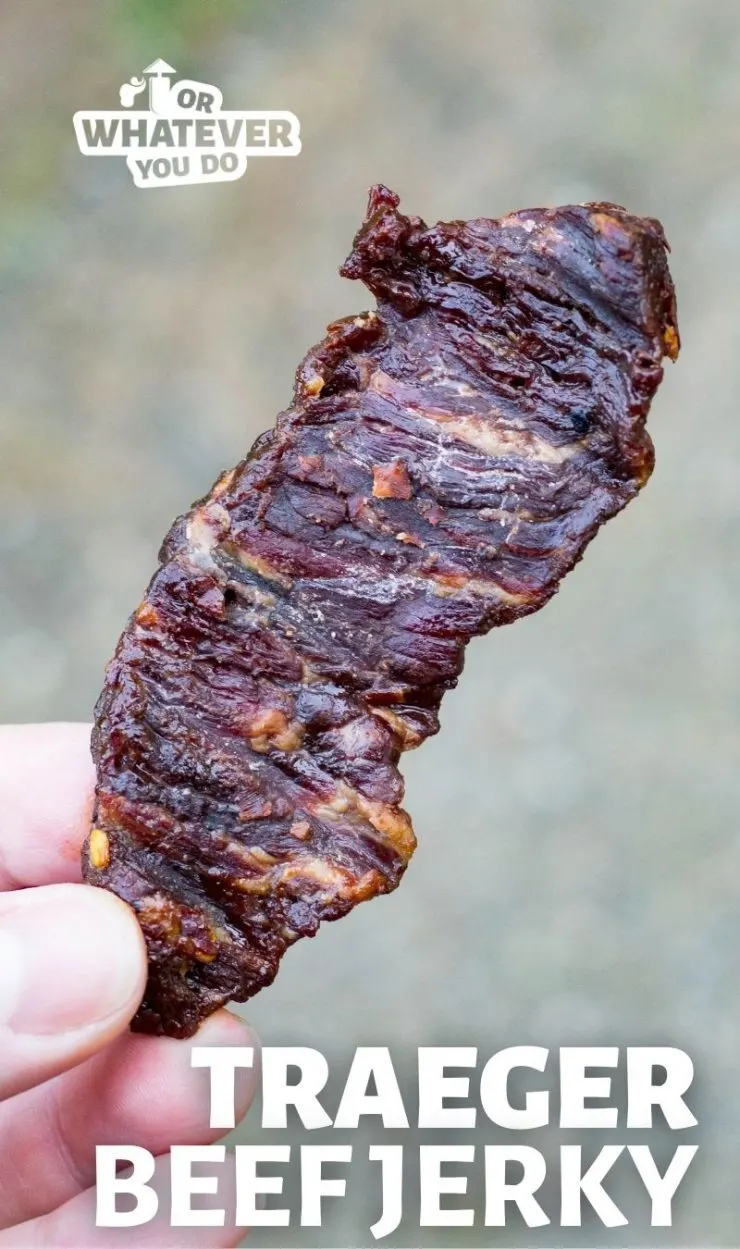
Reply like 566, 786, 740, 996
1, 1, 739, 1243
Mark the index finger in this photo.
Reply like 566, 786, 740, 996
0, 723, 94, 889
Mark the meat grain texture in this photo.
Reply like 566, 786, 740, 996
84, 186, 679, 1037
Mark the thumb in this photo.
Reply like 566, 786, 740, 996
0, 883, 146, 1099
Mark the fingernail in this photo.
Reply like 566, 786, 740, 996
0, 884, 144, 1036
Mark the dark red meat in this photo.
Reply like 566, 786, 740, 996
84, 186, 679, 1037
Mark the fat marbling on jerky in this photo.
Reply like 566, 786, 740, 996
84, 186, 679, 1037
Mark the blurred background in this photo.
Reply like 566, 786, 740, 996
1, 0, 739, 1243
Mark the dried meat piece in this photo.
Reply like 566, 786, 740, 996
84, 186, 679, 1037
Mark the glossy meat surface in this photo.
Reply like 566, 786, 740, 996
84, 186, 679, 1036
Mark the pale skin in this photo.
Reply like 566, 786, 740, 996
0, 722, 258, 1246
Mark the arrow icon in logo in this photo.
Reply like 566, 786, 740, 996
142, 59, 177, 114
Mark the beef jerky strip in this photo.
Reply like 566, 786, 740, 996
84, 186, 679, 1038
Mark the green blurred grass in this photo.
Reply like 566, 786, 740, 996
115, 0, 255, 60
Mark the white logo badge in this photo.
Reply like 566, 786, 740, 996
73, 58, 301, 189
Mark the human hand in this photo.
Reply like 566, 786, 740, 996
0, 722, 258, 1246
